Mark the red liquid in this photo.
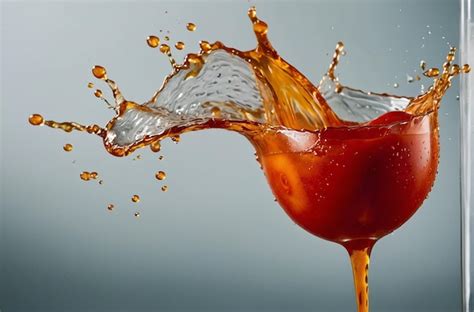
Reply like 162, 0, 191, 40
252, 111, 439, 244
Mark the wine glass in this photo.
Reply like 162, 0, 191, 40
248, 109, 439, 312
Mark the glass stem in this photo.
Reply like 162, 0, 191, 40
345, 240, 375, 312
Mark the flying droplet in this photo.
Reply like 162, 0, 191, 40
63, 143, 73, 152
186, 22, 196, 31
92, 65, 107, 80
406, 74, 414, 83
159, 155, 164, 160
393, 83, 399, 88
131, 194, 140, 203
107, 204, 114, 211
80, 171, 91, 181
423, 68, 440, 77
161, 185, 168, 192
147, 35, 160, 48
164, 36, 170, 41
420, 60, 427, 70
94, 89, 103, 98
155, 171, 166, 180
463, 64, 471, 73
134, 212, 140, 218
87, 82, 94, 88
159, 44, 170, 54
98, 180, 104, 185
175, 41, 185, 50
90, 172, 98, 179
29, 114, 44, 126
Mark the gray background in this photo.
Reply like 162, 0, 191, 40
0, 0, 463, 311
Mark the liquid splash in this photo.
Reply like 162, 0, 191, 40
28, 7, 470, 312
29, 8, 469, 159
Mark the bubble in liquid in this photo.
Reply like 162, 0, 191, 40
186, 22, 196, 31
63, 143, 73, 152
94, 89, 103, 98
107, 204, 114, 211
29, 114, 44, 126
132, 194, 140, 203
175, 41, 185, 50
155, 171, 166, 180
161, 185, 168, 192
92, 65, 107, 80
147, 35, 160, 48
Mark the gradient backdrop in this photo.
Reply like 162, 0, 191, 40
0, 0, 463, 311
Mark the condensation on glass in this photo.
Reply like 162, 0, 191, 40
461, 0, 473, 311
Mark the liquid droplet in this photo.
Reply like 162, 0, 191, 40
406, 75, 414, 83
63, 143, 73, 152
164, 36, 170, 41
159, 155, 164, 160
92, 65, 107, 80
155, 171, 166, 180
87, 82, 94, 88
80, 171, 91, 181
175, 41, 185, 50
423, 68, 440, 77
420, 60, 427, 71
199, 41, 212, 52
393, 83, 399, 88
159, 44, 170, 54
147, 35, 160, 48
211, 106, 221, 117
171, 135, 181, 143
94, 89, 103, 98
131, 194, 140, 203
107, 204, 114, 211
29, 114, 44, 126
161, 185, 168, 192
463, 64, 471, 73
186, 22, 196, 31
134, 212, 140, 218
150, 140, 161, 153
98, 180, 104, 185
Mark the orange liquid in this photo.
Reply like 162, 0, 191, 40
255, 111, 439, 244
